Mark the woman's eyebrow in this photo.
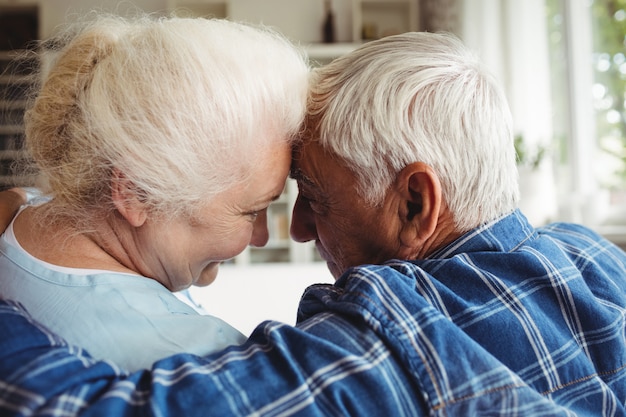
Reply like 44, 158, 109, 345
252, 191, 284, 208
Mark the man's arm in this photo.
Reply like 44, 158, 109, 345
0, 279, 575, 417
0, 188, 26, 233
0, 299, 426, 417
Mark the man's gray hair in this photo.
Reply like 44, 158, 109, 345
307, 31, 519, 231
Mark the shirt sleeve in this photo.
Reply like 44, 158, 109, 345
0, 299, 428, 416
0, 291, 575, 417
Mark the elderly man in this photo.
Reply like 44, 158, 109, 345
1, 32, 625, 416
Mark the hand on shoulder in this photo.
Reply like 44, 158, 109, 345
0, 188, 30, 234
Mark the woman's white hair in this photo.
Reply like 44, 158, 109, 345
25, 13, 309, 225
306, 31, 519, 231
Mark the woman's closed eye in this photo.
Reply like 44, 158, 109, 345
244, 206, 269, 221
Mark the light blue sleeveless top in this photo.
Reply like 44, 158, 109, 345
0, 210, 245, 372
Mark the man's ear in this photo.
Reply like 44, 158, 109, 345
111, 169, 147, 227
396, 162, 442, 249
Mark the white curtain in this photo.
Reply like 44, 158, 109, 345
422, 0, 558, 224
457, 0, 553, 149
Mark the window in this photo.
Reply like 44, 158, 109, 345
546, 0, 626, 228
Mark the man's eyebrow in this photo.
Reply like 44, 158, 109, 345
289, 167, 315, 188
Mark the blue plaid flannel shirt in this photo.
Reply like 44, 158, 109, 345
0, 209, 625, 416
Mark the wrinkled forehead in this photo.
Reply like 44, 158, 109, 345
289, 136, 337, 186
290, 139, 309, 183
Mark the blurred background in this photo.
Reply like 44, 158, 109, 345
1, 0, 624, 333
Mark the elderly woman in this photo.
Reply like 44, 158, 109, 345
0, 14, 308, 371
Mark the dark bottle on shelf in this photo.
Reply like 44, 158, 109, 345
322, 0, 336, 43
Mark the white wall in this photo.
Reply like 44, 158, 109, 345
229, 0, 353, 43
0, 0, 168, 38
190, 263, 333, 336
38, 0, 169, 37
0, 0, 354, 43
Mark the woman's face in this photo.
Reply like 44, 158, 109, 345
140, 140, 291, 292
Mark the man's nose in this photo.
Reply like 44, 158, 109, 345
290, 193, 317, 243
249, 211, 270, 247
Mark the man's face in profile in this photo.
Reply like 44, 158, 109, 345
290, 139, 406, 279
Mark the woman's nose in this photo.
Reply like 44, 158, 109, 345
249, 211, 269, 247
